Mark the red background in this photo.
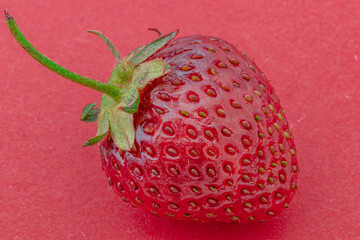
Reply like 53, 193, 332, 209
1, 0, 360, 239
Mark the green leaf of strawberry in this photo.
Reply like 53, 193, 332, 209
88, 30, 121, 62
128, 30, 178, 67
108, 109, 134, 151
119, 86, 140, 114
132, 58, 171, 89
80, 103, 99, 122
82, 131, 108, 147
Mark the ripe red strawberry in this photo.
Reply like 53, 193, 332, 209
6, 11, 299, 223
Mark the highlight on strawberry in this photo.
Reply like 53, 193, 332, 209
5, 10, 299, 223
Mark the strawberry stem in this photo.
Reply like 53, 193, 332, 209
4, 10, 123, 102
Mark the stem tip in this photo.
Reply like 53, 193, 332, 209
4, 9, 13, 21
148, 28, 162, 37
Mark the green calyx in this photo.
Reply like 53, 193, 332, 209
5, 10, 178, 150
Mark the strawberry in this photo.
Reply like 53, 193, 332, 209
6, 11, 299, 223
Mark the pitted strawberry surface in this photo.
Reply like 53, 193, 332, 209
100, 35, 299, 223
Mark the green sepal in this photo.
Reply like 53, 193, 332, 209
80, 103, 99, 122
109, 109, 135, 151
88, 30, 121, 61
123, 45, 146, 63
96, 97, 112, 135
94, 48, 173, 150
132, 58, 171, 89
128, 30, 178, 67
82, 103, 111, 147
107, 62, 135, 87
119, 86, 140, 114
121, 95, 140, 114
82, 131, 108, 147
118, 58, 170, 114
120, 86, 139, 105
112, 45, 147, 86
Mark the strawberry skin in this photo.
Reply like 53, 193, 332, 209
100, 35, 299, 223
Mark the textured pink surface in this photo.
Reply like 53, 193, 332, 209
1, 0, 359, 239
